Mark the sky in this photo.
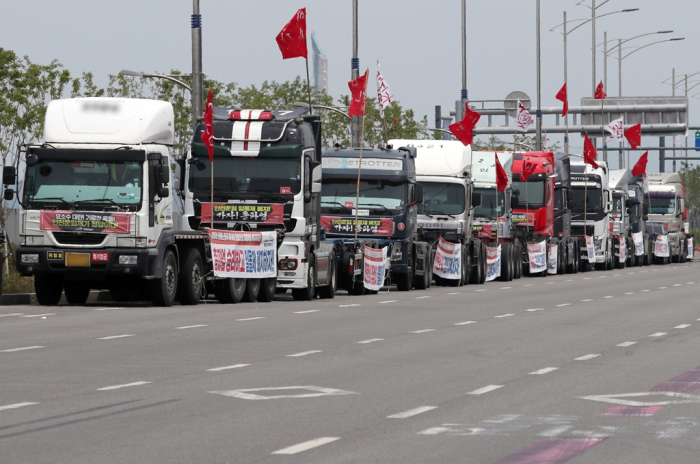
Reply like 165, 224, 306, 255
2, 0, 699, 171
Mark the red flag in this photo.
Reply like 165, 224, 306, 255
583, 133, 599, 169
348, 70, 369, 116
275, 8, 308, 60
556, 83, 568, 117
201, 88, 214, 162
448, 104, 481, 146
594, 80, 606, 100
495, 154, 508, 191
521, 159, 537, 182
624, 123, 641, 149
631, 151, 648, 177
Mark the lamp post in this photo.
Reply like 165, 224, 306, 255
461, 0, 468, 118
293, 102, 352, 119
350, 0, 361, 147
536, 0, 542, 151
191, 0, 203, 128
119, 70, 193, 92
608, 38, 685, 96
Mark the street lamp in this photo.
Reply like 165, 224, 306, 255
293, 102, 351, 119
119, 70, 193, 92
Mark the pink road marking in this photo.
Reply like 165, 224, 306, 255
492, 437, 606, 464
648, 367, 700, 393
597, 405, 664, 417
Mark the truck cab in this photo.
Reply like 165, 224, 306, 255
609, 169, 631, 269
553, 153, 579, 274
647, 172, 687, 262
627, 175, 650, 265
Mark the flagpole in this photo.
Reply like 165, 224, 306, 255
354, 68, 369, 241
601, 98, 606, 163
210, 158, 214, 229
305, 57, 313, 115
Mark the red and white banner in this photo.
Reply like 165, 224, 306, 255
512, 212, 535, 226
688, 237, 694, 260
320, 216, 392, 236
200, 203, 284, 224
618, 236, 626, 262
654, 234, 670, 257
376, 61, 393, 118
40, 210, 130, 235
528, 240, 547, 274
515, 100, 534, 132
208, 229, 277, 278
633, 231, 644, 256
585, 235, 595, 262
548, 243, 558, 274
485, 245, 501, 282
606, 117, 624, 141
363, 245, 387, 291
434, 237, 461, 280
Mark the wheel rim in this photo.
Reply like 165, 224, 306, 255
331, 263, 337, 291
165, 262, 176, 295
191, 261, 202, 295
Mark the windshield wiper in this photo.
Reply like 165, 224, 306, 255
74, 198, 126, 210
321, 201, 352, 212
30, 197, 72, 208
358, 203, 390, 212
425, 210, 457, 219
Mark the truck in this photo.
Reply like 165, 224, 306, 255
553, 152, 580, 274
510, 151, 556, 276
626, 174, 652, 266
182, 107, 336, 302
608, 169, 632, 269
470, 151, 521, 281
570, 159, 614, 271
3, 97, 212, 306
389, 139, 485, 286
647, 172, 687, 263
320, 146, 430, 291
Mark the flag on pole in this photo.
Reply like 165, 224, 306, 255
556, 83, 568, 117
521, 159, 537, 182
448, 103, 481, 146
348, 70, 369, 117
495, 154, 508, 192
542, 136, 548, 151
376, 61, 393, 118
583, 133, 599, 169
606, 117, 624, 141
201, 88, 214, 162
275, 8, 308, 59
515, 100, 534, 132
594, 80, 607, 100
624, 123, 641, 149
631, 151, 649, 177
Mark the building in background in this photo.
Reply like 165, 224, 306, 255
311, 32, 328, 93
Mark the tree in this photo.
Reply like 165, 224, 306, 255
680, 166, 700, 230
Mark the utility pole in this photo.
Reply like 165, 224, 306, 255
351, 0, 361, 148
461, 0, 468, 119
564, 11, 569, 155
592, 0, 596, 96
191, 0, 203, 127
535, 0, 542, 150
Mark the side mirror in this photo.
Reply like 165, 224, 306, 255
510, 194, 519, 209
472, 191, 482, 208
513, 189, 520, 197
159, 165, 170, 185
413, 183, 424, 204
176, 159, 186, 191
2, 166, 16, 185
26, 154, 39, 167
157, 186, 170, 198
643, 203, 649, 215
625, 198, 632, 208
4, 189, 14, 201
310, 160, 322, 183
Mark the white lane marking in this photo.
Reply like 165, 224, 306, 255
388, 406, 437, 419
97, 334, 134, 340
454, 321, 478, 325
94, 307, 126, 311
448, 292, 461, 295
410, 329, 436, 333
688, 282, 696, 285
614, 274, 621, 276
0, 313, 24, 317
527, 308, 544, 312
603, 296, 614, 299
468, 385, 504, 395
617, 342, 637, 347
272, 437, 340, 455
546, 282, 554, 285
673, 284, 683, 287
0, 402, 38, 412
501, 287, 512, 289
97, 381, 151, 391
624, 292, 634, 295
236, 317, 266, 321
556, 303, 572, 307
175, 324, 208, 329
294, 310, 318, 314
378, 300, 397, 304
575, 354, 600, 361
522, 284, 534, 287
529, 367, 558, 375
580, 299, 593, 302
650, 332, 667, 337
475, 289, 488, 292
339, 304, 361, 307
584, 277, 591, 280
287, 350, 322, 357
642, 289, 650, 292
675, 324, 691, 329
495, 314, 514, 318
658, 287, 667, 290
357, 338, 384, 344
21, 313, 55, 318
566, 279, 574, 282
415, 296, 431, 299
539, 426, 573, 437
1, 346, 45, 352
207, 364, 250, 372
599, 276, 607, 278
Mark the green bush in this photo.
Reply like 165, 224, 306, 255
2, 253, 35, 294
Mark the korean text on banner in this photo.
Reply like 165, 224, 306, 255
528, 241, 547, 274
200, 203, 284, 224
485, 245, 501, 282
433, 237, 461, 280
654, 235, 670, 257
585, 235, 596, 262
548, 244, 558, 274
40, 210, 130, 235
208, 229, 277, 278
688, 237, 694, 259
618, 237, 626, 262
363, 246, 387, 291
632, 231, 644, 256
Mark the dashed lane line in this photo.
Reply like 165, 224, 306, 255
415, 296, 431, 299
236, 317, 266, 321
673, 284, 683, 287
624, 292, 634, 295
475, 289, 488, 292
0, 402, 38, 412
468, 385, 504, 395
495, 314, 514, 318
98, 334, 134, 340
272, 437, 340, 455
526, 308, 544, 312
97, 381, 151, 391
501, 287, 512, 289
447, 292, 461, 295
575, 354, 600, 361
175, 324, 208, 330
207, 364, 250, 372
556, 303, 572, 307
603, 296, 614, 299
357, 338, 384, 344
21, 314, 55, 318
580, 299, 593, 302
649, 332, 667, 337
454, 321, 478, 326
410, 329, 436, 334
675, 324, 691, 329
94, 307, 126, 311
529, 367, 558, 375
1, 346, 45, 352
378, 300, 397, 304
287, 350, 322, 357
294, 310, 319, 314
388, 406, 438, 419
617, 342, 636, 347
0, 313, 24, 317
339, 304, 361, 307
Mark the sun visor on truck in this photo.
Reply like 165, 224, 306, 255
193, 119, 301, 157
27, 147, 146, 162
191, 143, 303, 159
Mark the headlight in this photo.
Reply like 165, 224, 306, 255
391, 242, 402, 260
594, 238, 603, 249
21, 254, 39, 264
118, 255, 138, 265
117, 237, 135, 247
278, 259, 297, 270
135, 238, 147, 248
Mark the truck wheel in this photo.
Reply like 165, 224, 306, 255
470, 243, 483, 284
513, 245, 522, 279
34, 274, 63, 306
178, 248, 203, 306
64, 283, 90, 305
461, 248, 472, 284
258, 277, 277, 302
415, 267, 429, 290
318, 254, 337, 299
348, 277, 366, 295
479, 244, 487, 284
396, 268, 412, 291
243, 279, 261, 302
292, 261, 316, 301
215, 278, 245, 304
499, 243, 510, 281
151, 250, 178, 307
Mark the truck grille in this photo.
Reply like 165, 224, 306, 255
571, 225, 594, 236
52, 232, 106, 246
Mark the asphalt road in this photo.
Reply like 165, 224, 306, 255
1, 261, 700, 463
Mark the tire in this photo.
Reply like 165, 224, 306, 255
415, 263, 430, 290
396, 268, 413, 291
462, 247, 472, 284
215, 278, 245, 304
470, 244, 483, 284
513, 245, 522, 279
292, 261, 316, 301
177, 248, 203, 306
243, 279, 261, 302
318, 254, 336, 299
347, 277, 366, 295
34, 274, 63, 306
151, 250, 178, 307
257, 277, 277, 302
64, 283, 90, 305
499, 243, 511, 282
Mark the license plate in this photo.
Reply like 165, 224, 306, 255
65, 252, 90, 267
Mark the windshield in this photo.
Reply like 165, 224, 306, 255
418, 182, 465, 216
612, 195, 623, 215
473, 187, 504, 218
649, 196, 675, 215
511, 180, 545, 208
23, 160, 142, 211
572, 187, 603, 212
189, 157, 301, 199
321, 179, 405, 213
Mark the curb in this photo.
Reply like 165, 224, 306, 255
0, 290, 113, 306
